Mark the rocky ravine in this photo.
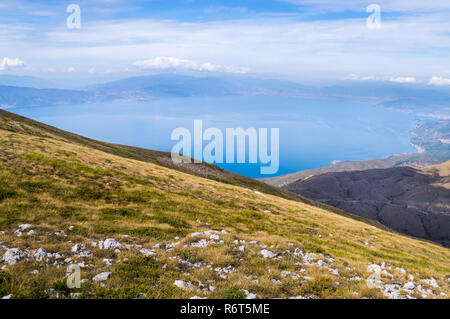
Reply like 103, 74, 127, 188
284, 162, 450, 247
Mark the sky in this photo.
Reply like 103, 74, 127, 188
1, 0, 450, 85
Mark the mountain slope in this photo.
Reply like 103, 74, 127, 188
0, 110, 449, 299
284, 163, 450, 247
0, 85, 92, 108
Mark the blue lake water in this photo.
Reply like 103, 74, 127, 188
11, 96, 418, 178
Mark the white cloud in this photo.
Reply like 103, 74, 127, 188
343, 74, 379, 81
344, 74, 418, 83
389, 76, 417, 83
28, 11, 55, 16
428, 76, 450, 86
133, 57, 249, 74
0, 57, 25, 70
35, 13, 449, 80
89, 67, 95, 74
67, 67, 76, 73
282, 0, 450, 12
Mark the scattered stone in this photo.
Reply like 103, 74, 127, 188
260, 249, 276, 258
140, 248, 156, 257
280, 270, 301, 280
210, 234, 220, 241
54, 230, 67, 237
14, 224, 33, 236
328, 268, 339, 276
417, 285, 432, 297
101, 238, 123, 250
2, 248, 24, 265
382, 284, 402, 299
47, 288, 59, 298
34, 247, 49, 261
166, 242, 179, 249
238, 245, 245, 252
191, 239, 209, 248
403, 282, 415, 290
93, 272, 111, 282
174, 280, 194, 290
2, 294, 13, 299
367, 263, 382, 274
302, 253, 315, 264
71, 244, 84, 253
103, 259, 113, 266
350, 276, 362, 281
243, 289, 257, 299
272, 279, 282, 285
422, 278, 439, 288
18, 224, 32, 231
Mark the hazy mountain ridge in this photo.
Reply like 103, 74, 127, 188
1, 74, 449, 118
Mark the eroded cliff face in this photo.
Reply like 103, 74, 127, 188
285, 163, 450, 247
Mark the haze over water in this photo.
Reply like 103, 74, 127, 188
12, 95, 417, 178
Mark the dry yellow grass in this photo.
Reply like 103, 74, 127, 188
0, 119, 449, 299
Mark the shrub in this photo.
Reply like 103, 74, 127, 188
223, 287, 247, 299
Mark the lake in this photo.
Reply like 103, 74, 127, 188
11, 95, 418, 178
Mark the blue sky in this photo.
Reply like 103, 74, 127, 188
1, 0, 450, 85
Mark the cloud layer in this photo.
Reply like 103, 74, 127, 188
0, 57, 25, 70
133, 57, 248, 74
0, 2, 449, 82
428, 76, 450, 86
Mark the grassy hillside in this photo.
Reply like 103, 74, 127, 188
0, 110, 449, 299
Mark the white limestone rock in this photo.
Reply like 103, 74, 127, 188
93, 272, 111, 282
2, 248, 24, 265
174, 280, 194, 290
34, 248, 49, 261
101, 239, 123, 250
140, 248, 156, 257
260, 249, 276, 258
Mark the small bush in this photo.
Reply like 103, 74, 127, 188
223, 287, 247, 299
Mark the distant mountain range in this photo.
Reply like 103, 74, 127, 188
1, 74, 449, 119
